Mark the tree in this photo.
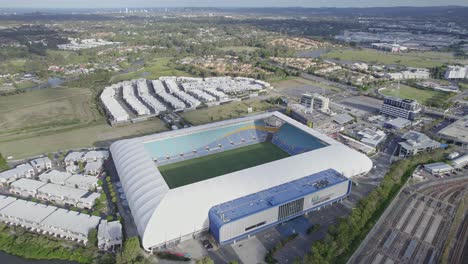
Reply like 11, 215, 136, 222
196, 256, 214, 264
116, 237, 141, 264
87, 228, 97, 248
0, 153, 9, 172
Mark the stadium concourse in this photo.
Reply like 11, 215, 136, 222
110, 111, 373, 252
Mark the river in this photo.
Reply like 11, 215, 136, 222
0, 251, 76, 264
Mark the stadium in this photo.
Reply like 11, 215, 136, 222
110, 112, 373, 251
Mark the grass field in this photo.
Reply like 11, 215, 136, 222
182, 99, 275, 125
272, 76, 341, 92
321, 49, 462, 68
0, 119, 168, 159
159, 142, 290, 189
110, 57, 189, 83
0, 87, 101, 134
380, 84, 445, 105
0, 85, 168, 159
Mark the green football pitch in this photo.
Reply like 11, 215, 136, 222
158, 142, 290, 189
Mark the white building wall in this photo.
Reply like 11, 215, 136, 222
219, 206, 278, 242
303, 181, 349, 211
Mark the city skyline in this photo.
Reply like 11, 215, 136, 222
0, 0, 467, 8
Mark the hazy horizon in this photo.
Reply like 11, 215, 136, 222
0, 0, 467, 9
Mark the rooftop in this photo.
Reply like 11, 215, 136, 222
39, 170, 72, 184
98, 220, 122, 241
65, 152, 84, 162
41, 208, 101, 236
0, 199, 57, 224
11, 178, 47, 191
437, 115, 468, 144
385, 117, 411, 129
400, 131, 440, 150
209, 169, 347, 224
38, 183, 100, 203
30, 157, 51, 166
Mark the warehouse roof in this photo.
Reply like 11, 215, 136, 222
385, 117, 411, 129
209, 169, 347, 224
437, 115, 468, 144
424, 162, 454, 172
110, 111, 373, 250
333, 113, 354, 125
452, 154, 468, 168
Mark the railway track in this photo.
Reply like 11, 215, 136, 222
449, 215, 468, 263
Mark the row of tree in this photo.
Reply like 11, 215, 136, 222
303, 148, 451, 264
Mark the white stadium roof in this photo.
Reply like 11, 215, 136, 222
110, 112, 373, 250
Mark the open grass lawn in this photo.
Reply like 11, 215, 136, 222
380, 85, 438, 103
0, 119, 168, 159
159, 142, 290, 189
0, 87, 101, 134
110, 57, 189, 83
182, 99, 275, 125
272, 76, 341, 92
321, 49, 459, 68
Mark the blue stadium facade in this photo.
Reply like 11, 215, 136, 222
208, 169, 351, 245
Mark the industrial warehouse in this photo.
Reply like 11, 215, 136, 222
110, 112, 373, 251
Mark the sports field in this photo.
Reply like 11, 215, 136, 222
158, 142, 290, 189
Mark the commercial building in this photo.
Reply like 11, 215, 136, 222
451, 154, 468, 169
423, 162, 455, 175
300, 93, 330, 113
29, 157, 52, 173
357, 128, 387, 148
380, 96, 421, 121
385, 68, 430, 80
437, 115, 468, 149
110, 112, 372, 251
0, 195, 100, 244
371, 43, 408, 53
384, 117, 411, 130
398, 131, 440, 157
209, 169, 350, 245
445, 65, 468, 79
98, 220, 123, 252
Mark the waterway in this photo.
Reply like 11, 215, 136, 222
0, 251, 75, 264
21, 77, 66, 92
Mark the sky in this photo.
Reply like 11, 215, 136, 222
0, 0, 467, 8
